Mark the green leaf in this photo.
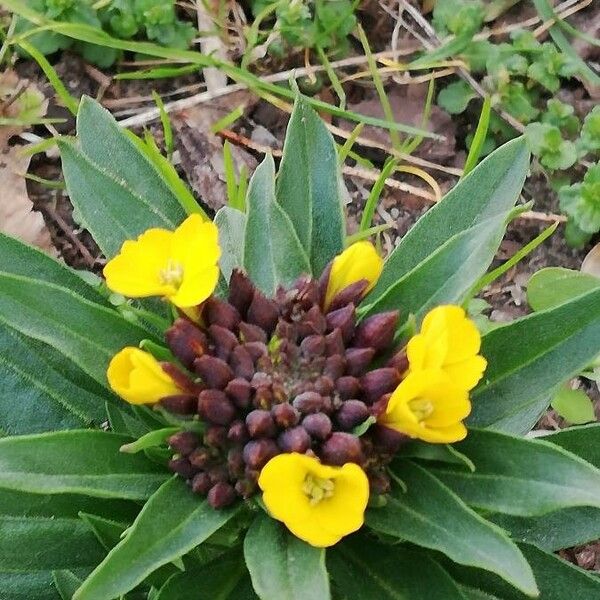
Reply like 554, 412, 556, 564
54, 570, 84, 600
469, 286, 600, 432
276, 96, 345, 274
438, 80, 477, 114
0, 248, 150, 385
491, 506, 600, 551
399, 441, 475, 471
449, 543, 600, 600
0, 321, 109, 434
156, 550, 251, 600
527, 267, 600, 311
328, 534, 466, 600
367, 138, 529, 309
79, 513, 129, 551
543, 423, 600, 468
215, 206, 246, 282
551, 386, 596, 425
120, 427, 180, 454
74, 477, 241, 600
244, 513, 330, 600
367, 461, 537, 596
431, 428, 600, 516
0, 430, 168, 499
0, 571, 66, 600
64, 96, 187, 257
361, 214, 511, 321
559, 163, 600, 234
243, 154, 311, 296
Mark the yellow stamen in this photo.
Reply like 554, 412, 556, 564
303, 473, 335, 505
409, 397, 434, 422
160, 259, 185, 288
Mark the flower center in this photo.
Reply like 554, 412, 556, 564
302, 473, 335, 505
409, 397, 435, 422
160, 259, 185, 289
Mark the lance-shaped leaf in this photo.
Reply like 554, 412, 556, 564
0, 431, 168, 499
276, 96, 345, 274
367, 461, 537, 596
361, 214, 510, 321
328, 534, 466, 600
367, 138, 529, 303
431, 428, 600, 516
0, 245, 151, 384
542, 423, 600, 468
450, 543, 600, 600
244, 513, 330, 600
74, 477, 241, 600
59, 97, 188, 259
215, 206, 246, 282
243, 154, 311, 296
469, 287, 600, 433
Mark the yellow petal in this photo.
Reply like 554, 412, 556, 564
325, 241, 383, 309
169, 265, 220, 308
172, 215, 220, 269
416, 422, 468, 443
107, 347, 181, 405
444, 355, 487, 391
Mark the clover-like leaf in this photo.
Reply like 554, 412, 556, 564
437, 80, 477, 115
525, 122, 577, 170
559, 163, 600, 234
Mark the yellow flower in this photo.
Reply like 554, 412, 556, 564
407, 305, 487, 391
107, 347, 182, 405
103, 215, 220, 309
258, 453, 369, 547
379, 369, 470, 443
324, 241, 383, 309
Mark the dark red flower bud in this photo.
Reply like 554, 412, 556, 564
168, 457, 196, 479
278, 426, 311, 453
204, 297, 241, 331
191, 472, 212, 495
207, 325, 238, 360
247, 292, 279, 335
207, 465, 230, 485
354, 311, 399, 351
345, 347, 375, 376
328, 280, 369, 312
198, 390, 236, 425
165, 318, 207, 369
239, 321, 268, 343
189, 447, 213, 469
243, 341, 268, 362
227, 447, 245, 477
360, 368, 400, 404
314, 375, 334, 396
324, 328, 344, 357
293, 391, 324, 414
160, 394, 198, 415
160, 363, 198, 393
230, 345, 255, 380
228, 270, 254, 316
318, 262, 333, 306
371, 424, 409, 454
326, 304, 356, 342
228, 420, 250, 444
208, 482, 237, 508
302, 413, 332, 440
253, 386, 273, 410
323, 355, 346, 380
369, 471, 391, 495
243, 439, 279, 469
300, 335, 325, 357
297, 305, 327, 337
194, 355, 234, 390
275, 320, 297, 342
168, 431, 198, 456
387, 349, 409, 373
271, 382, 288, 404
225, 377, 252, 408
336, 376, 361, 399
271, 402, 300, 428
204, 426, 229, 449
336, 400, 370, 430
320, 432, 364, 466
235, 478, 257, 499
246, 409, 277, 438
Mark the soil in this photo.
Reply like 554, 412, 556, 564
6, 0, 600, 574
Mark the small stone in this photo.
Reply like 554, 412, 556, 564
198, 390, 236, 425
271, 402, 300, 428
194, 355, 234, 390
293, 391, 324, 414
168, 431, 198, 456
208, 482, 237, 508
278, 426, 311, 453
246, 410, 277, 438
321, 432, 363, 466
302, 413, 332, 440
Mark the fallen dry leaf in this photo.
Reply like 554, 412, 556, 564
581, 242, 600, 278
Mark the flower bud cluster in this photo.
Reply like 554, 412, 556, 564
163, 270, 403, 508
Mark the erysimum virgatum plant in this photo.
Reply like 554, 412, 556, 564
1, 96, 600, 600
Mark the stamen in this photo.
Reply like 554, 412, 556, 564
409, 398, 435, 422
160, 259, 185, 288
303, 473, 335, 505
